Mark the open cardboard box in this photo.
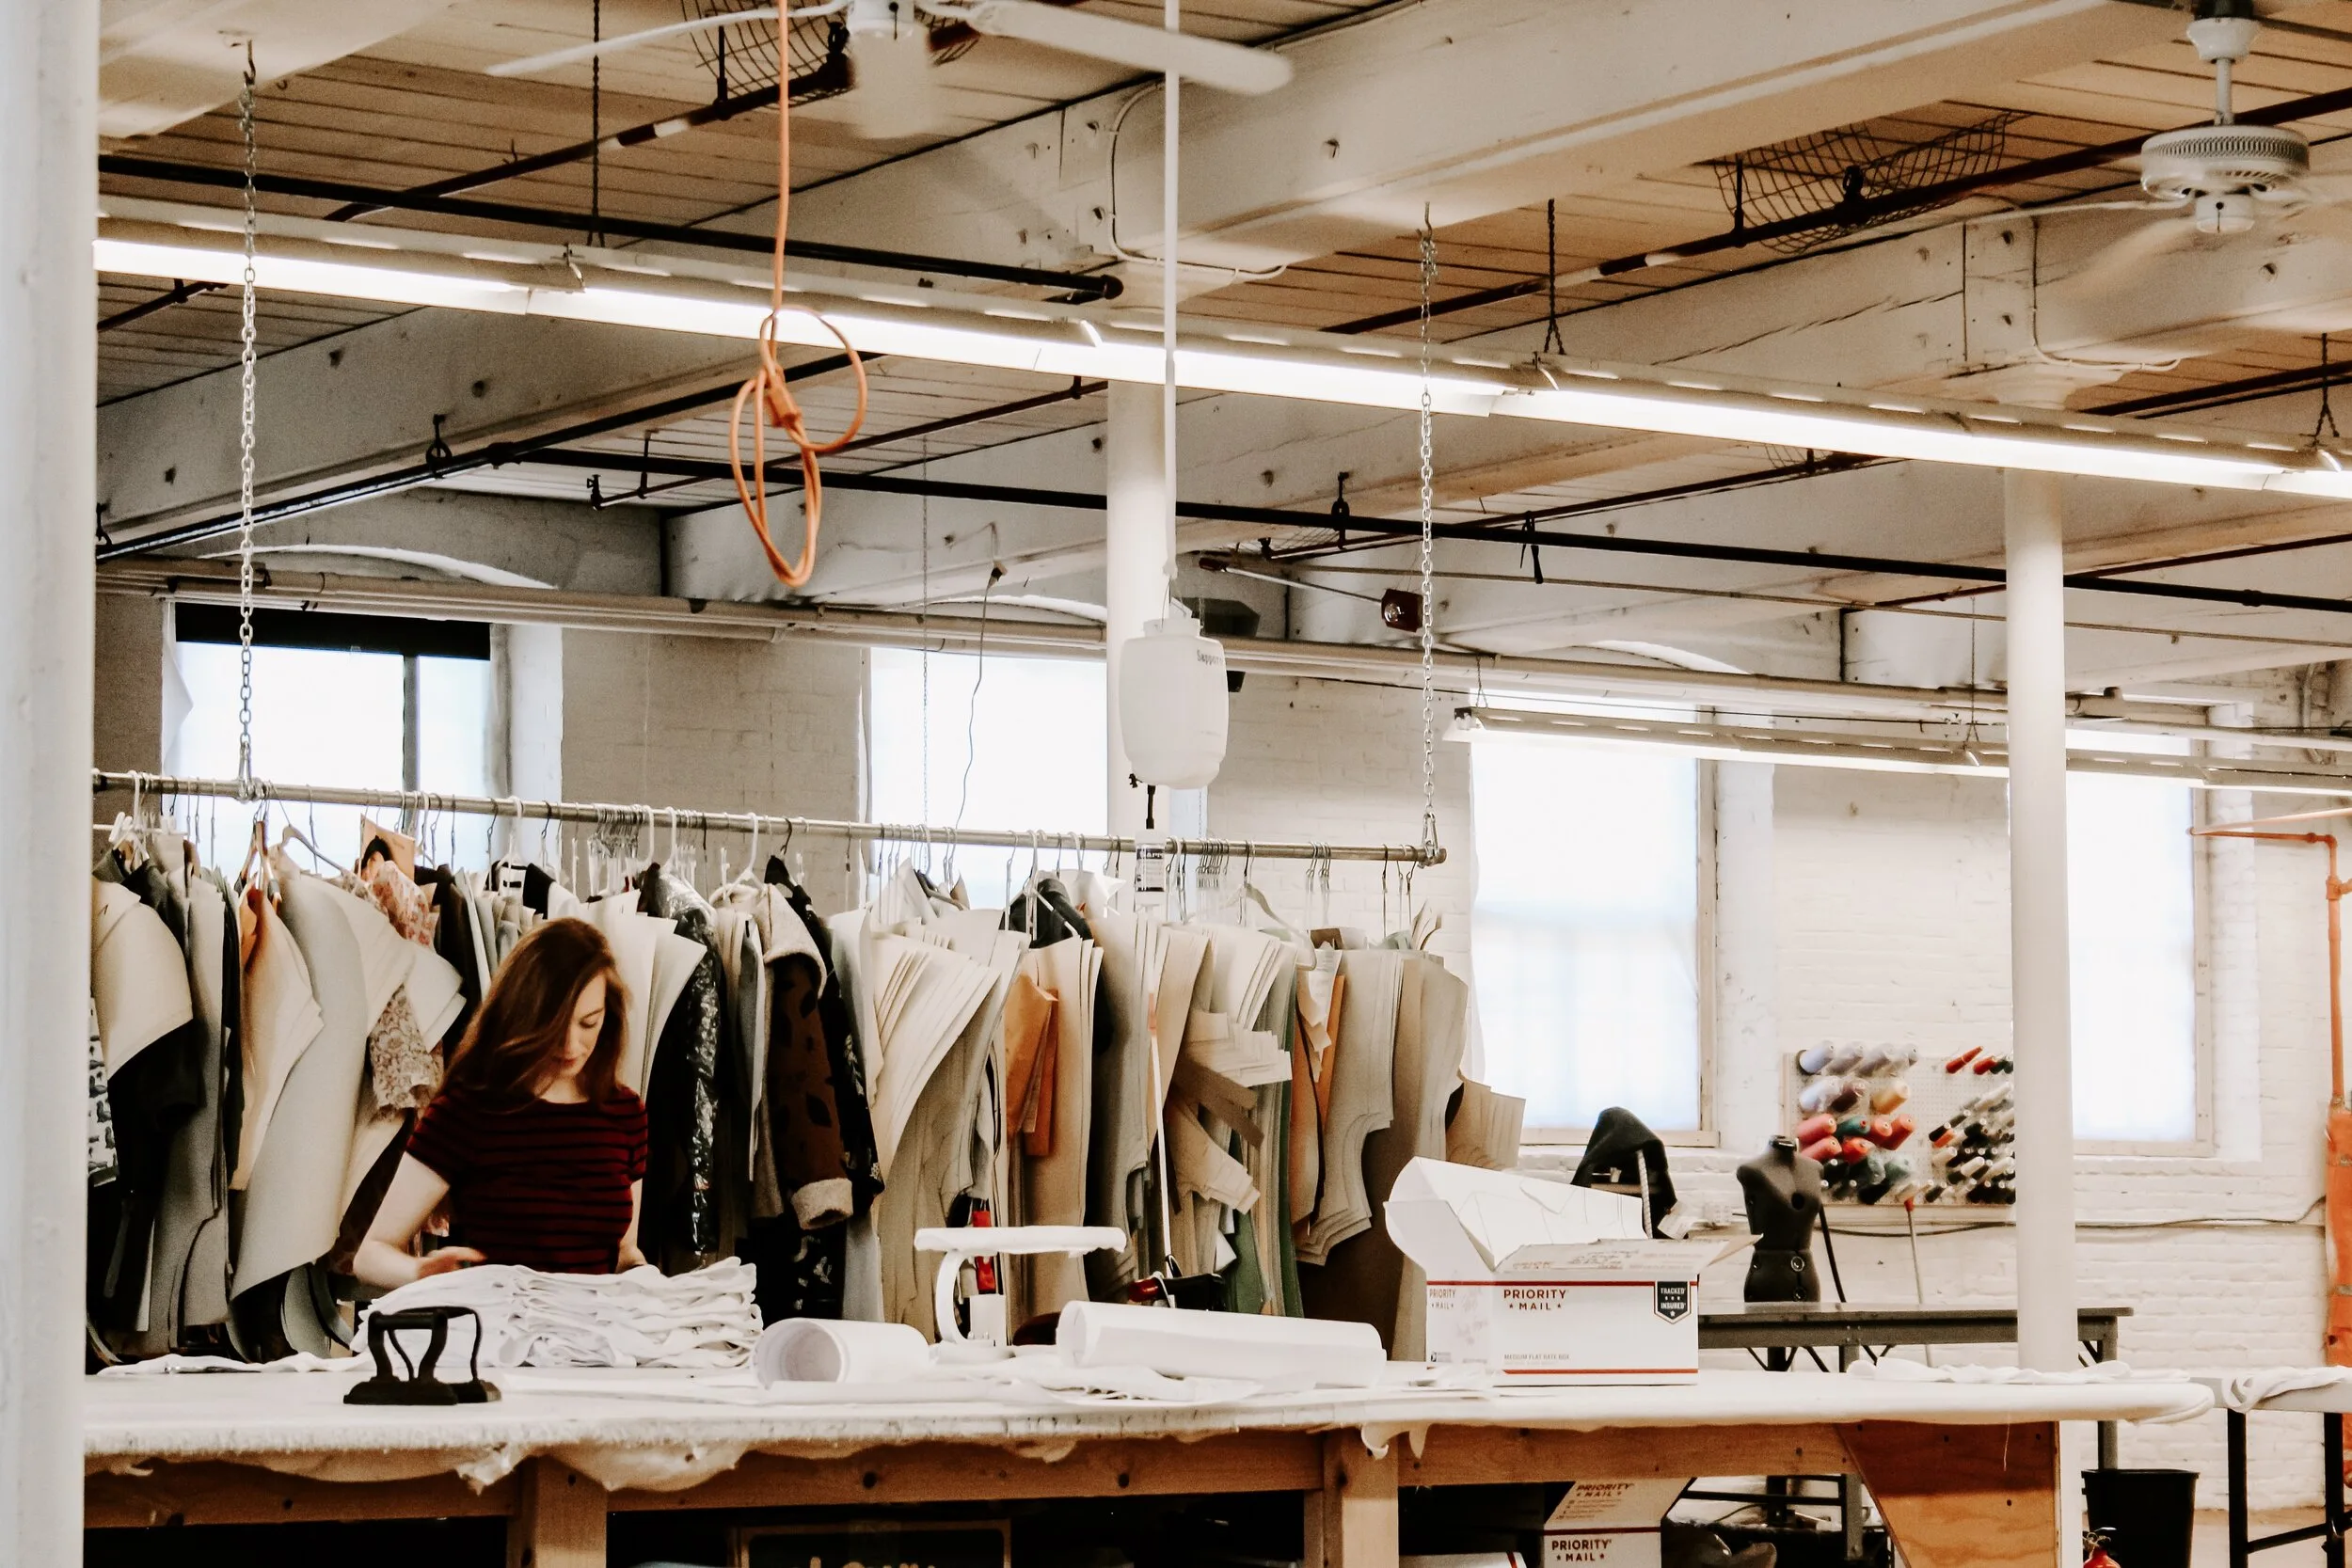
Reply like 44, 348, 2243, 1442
1385, 1158, 1740, 1386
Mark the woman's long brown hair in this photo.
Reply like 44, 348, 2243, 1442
436, 917, 628, 1108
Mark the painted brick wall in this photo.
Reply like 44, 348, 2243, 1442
558, 629, 867, 907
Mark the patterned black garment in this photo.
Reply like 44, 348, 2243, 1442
638, 867, 724, 1268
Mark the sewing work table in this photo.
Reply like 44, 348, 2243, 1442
86, 1369, 2212, 1568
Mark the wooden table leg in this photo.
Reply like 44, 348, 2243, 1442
507, 1457, 606, 1568
1838, 1420, 2058, 1568
1304, 1431, 1398, 1568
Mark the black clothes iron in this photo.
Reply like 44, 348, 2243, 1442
1572, 1106, 1677, 1237
1737, 1136, 1825, 1304
343, 1305, 501, 1405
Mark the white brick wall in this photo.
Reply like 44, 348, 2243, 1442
558, 629, 868, 908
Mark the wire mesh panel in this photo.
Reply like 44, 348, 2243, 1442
1713, 112, 2022, 254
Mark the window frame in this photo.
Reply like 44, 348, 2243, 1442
1469, 741, 1719, 1149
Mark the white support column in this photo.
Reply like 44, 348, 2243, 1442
2004, 469, 2079, 1376
1104, 379, 1169, 834
0, 1, 95, 1561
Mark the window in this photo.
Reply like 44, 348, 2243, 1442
167, 607, 494, 866
1466, 733, 1706, 1137
2066, 766, 2200, 1144
866, 646, 1105, 909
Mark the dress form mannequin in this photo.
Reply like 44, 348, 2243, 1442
1737, 1136, 1822, 1304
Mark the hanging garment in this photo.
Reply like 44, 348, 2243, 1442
1086, 909, 1167, 1290
1299, 955, 1466, 1354
233, 869, 373, 1299
131, 875, 238, 1354
873, 918, 1021, 1336
1009, 935, 1097, 1323
1003, 971, 1058, 1159
340, 857, 437, 948
724, 866, 884, 1323
89, 877, 205, 1336
230, 879, 321, 1200
1166, 1093, 1260, 1277
1295, 948, 1403, 1266
639, 867, 725, 1269
178, 872, 242, 1339
574, 888, 668, 1100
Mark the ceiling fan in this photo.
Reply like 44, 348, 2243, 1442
2059, 0, 2352, 286
487, 0, 1292, 139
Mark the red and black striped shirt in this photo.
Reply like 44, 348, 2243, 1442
405, 1089, 648, 1274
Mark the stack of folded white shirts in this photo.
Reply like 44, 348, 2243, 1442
365, 1259, 761, 1370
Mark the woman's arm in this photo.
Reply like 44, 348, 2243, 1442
352, 1155, 485, 1289
616, 1180, 646, 1271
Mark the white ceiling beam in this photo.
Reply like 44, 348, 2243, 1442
100, 0, 465, 137
783, 0, 2175, 277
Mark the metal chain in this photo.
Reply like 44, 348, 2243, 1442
236, 45, 260, 801
1416, 212, 1438, 861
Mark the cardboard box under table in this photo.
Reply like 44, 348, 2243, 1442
1387, 1158, 1725, 1386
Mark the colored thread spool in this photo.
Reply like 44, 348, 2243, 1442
1946, 1047, 1982, 1073
1796, 1076, 1846, 1114
1870, 1080, 1910, 1114
1799, 1135, 1839, 1164
1827, 1081, 1865, 1113
1825, 1043, 1866, 1074
1795, 1114, 1836, 1145
1797, 1044, 1835, 1075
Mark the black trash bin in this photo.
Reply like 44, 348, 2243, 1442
2082, 1468, 2197, 1568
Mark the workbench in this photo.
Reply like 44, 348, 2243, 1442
86, 1369, 2209, 1568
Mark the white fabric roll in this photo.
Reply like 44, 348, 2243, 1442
754, 1318, 931, 1385
1057, 1302, 1385, 1387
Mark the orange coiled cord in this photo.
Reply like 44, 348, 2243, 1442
730, 14, 869, 586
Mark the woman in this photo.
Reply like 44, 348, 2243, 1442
355, 918, 648, 1288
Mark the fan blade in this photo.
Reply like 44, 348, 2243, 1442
487, 8, 783, 76
961, 0, 1291, 93
847, 25, 952, 139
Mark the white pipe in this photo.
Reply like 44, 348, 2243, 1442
0, 0, 94, 1557
2005, 468, 2080, 1384
1105, 379, 1168, 833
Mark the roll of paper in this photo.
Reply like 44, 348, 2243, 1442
1057, 1302, 1386, 1387
754, 1318, 931, 1385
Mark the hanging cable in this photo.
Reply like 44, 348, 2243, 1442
1413, 262, 1438, 855
235, 44, 260, 803
728, 12, 870, 587
1540, 198, 1564, 357
2319, 333, 2343, 445
589, 0, 603, 244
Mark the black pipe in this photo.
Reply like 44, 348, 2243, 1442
99, 279, 220, 334
95, 352, 869, 562
99, 154, 1121, 300
1331, 82, 2352, 336
324, 83, 788, 221
494, 449, 2352, 621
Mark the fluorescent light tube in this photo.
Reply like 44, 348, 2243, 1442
94, 203, 2352, 498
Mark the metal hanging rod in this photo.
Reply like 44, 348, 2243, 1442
92, 771, 1445, 867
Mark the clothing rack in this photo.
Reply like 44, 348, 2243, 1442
91, 770, 1446, 866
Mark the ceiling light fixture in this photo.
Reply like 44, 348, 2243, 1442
94, 199, 2352, 499
1450, 705, 2352, 796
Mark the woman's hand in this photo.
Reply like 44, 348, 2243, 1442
415, 1247, 487, 1278
614, 1243, 648, 1273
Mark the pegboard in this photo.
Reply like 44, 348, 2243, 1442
1780, 1042, 2014, 1209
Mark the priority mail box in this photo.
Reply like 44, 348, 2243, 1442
1385, 1158, 1732, 1386
1542, 1479, 1692, 1567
